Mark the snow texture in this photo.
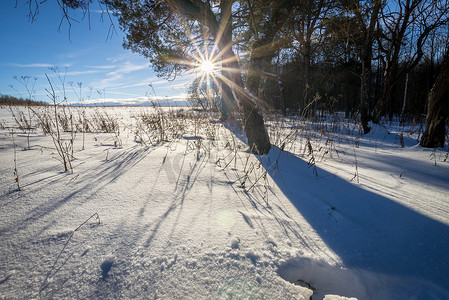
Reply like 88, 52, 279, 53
0, 107, 448, 300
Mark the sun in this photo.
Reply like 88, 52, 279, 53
200, 60, 215, 74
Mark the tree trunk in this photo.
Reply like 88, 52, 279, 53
246, 0, 294, 111
246, 54, 270, 104
225, 48, 271, 154
219, 2, 236, 118
246, 37, 284, 110
218, 0, 271, 154
303, 39, 312, 116
360, 56, 372, 134
420, 50, 449, 148
372, 62, 397, 123
352, 0, 381, 134
168, 0, 271, 154
220, 75, 235, 118
400, 72, 409, 124
240, 93, 272, 154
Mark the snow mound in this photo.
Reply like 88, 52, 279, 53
278, 256, 449, 300
323, 295, 357, 300
278, 257, 365, 299
230, 236, 240, 249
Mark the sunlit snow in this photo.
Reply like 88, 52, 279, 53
0, 106, 448, 299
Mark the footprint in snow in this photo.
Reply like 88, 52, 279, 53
101, 258, 114, 280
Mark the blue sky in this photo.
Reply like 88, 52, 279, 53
0, 1, 193, 105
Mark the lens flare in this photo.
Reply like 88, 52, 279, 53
201, 60, 215, 74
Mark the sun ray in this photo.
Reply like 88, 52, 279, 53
159, 8, 258, 113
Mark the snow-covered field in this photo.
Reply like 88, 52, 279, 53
0, 106, 448, 299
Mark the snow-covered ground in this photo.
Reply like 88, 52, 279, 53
0, 106, 448, 299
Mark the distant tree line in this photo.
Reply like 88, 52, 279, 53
0, 94, 48, 106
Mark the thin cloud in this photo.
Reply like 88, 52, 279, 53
43, 69, 103, 78
65, 70, 103, 76
103, 91, 143, 97
113, 78, 173, 89
85, 64, 117, 69
169, 81, 193, 89
106, 62, 148, 76
106, 53, 132, 63
93, 61, 149, 88
9, 63, 56, 68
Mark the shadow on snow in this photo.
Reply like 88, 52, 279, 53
261, 146, 449, 293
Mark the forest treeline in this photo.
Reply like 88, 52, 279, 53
278, 45, 444, 121
0, 95, 48, 106
184, 1, 448, 124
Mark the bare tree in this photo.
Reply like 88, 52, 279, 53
372, 0, 449, 123
291, 0, 332, 116
245, 0, 296, 112
341, 0, 383, 134
420, 47, 449, 148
